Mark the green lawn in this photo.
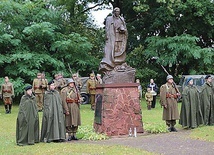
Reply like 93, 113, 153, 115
0, 102, 152, 155
0, 98, 213, 155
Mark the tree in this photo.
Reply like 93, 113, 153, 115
106, 0, 214, 87
0, 0, 103, 97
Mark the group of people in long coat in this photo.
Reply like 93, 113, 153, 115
179, 75, 214, 128
179, 78, 204, 128
160, 74, 213, 132
16, 79, 81, 146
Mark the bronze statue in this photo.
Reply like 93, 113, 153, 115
99, 7, 135, 84
99, 7, 128, 73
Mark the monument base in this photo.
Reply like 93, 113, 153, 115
94, 83, 144, 136
102, 63, 136, 84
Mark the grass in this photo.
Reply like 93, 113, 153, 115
0, 102, 152, 155
142, 99, 214, 142
0, 98, 213, 155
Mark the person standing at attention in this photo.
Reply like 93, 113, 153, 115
200, 75, 214, 126
86, 73, 97, 110
136, 79, 142, 100
1, 76, 14, 114
148, 79, 158, 108
61, 79, 81, 141
32, 73, 46, 112
40, 80, 66, 143
179, 77, 204, 129
160, 75, 180, 132
145, 87, 153, 110
16, 85, 39, 146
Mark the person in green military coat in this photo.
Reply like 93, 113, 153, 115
16, 85, 39, 146
179, 77, 204, 129
61, 79, 81, 141
40, 80, 66, 143
200, 75, 214, 125
160, 75, 180, 132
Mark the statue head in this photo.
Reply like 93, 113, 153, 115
113, 7, 120, 17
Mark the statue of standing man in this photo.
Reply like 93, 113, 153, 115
99, 7, 128, 74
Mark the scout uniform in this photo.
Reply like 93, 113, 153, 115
61, 79, 81, 141
32, 73, 47, 111
160, 75, 179, 132
1, 77, 14, 114
86, 73, 97, 110
145, 87, 153, 110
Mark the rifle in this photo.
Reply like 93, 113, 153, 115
160, 65, 180, 95
67, 63, 81, 103
150, 57, 180, 95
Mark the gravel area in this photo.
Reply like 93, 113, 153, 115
77, 129, 214, 155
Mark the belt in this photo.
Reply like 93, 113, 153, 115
66, 98, 78, 104
166, 94, 177, 99
34, 86, 40, 89
89, 88, 96, 90
3, 90, 12, 93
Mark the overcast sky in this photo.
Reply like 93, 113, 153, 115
89, 4, 113, 27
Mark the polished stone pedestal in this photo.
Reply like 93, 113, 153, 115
94, 83, 144, 136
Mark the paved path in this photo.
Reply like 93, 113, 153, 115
78, 129, 214, 155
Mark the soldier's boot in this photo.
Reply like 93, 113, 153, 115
8, 104, 12, 113
5, 105, 9, 114
91, 105, 95, 111
72, 133, 78, 140
68, 134, 72, 141
171, 126, 177, 132
148, 105, 151, 110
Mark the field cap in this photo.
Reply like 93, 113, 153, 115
186, 77, 193, 84
205, 75, 211, 79
166, 75, 173, 80
67, 78, 74, 85
25, 85, 32, 91
48, 80, 54, 85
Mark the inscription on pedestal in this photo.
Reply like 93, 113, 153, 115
94, 94, 102, 124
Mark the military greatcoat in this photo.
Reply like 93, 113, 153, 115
16, 94, 39, 146
179, 85, 204, 128
40, 90, 66, 142
160, 83, 179, 121
200, 82, 214, 125
61, 86, 81, 127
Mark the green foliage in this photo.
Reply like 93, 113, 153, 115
78, 125, 109, 140
0, 0, 104, 97
144, 123, 168, 134
118, 0, 214, 80
144, 34, 214, 75
1, 0, 214, 97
